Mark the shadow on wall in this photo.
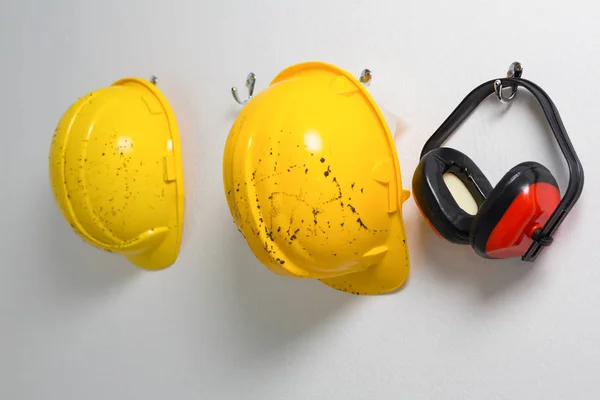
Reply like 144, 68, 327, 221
405, 206, 538, 301
216, 222, 359, 365
37, 192, 140, 305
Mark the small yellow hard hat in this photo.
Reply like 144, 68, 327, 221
49, 77, 185, 270
223, 62, 411, 294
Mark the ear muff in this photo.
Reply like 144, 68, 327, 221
415, 71, 583, 261
412, 147, 494, 244
470, 162, 561, 258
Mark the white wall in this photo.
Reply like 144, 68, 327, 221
1, 1, 599, 398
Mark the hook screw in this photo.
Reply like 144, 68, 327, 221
360, 69, 372, 86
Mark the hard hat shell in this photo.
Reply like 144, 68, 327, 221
49, 77, 185, 270
223, 62, 411, 295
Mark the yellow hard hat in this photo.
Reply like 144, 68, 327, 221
223, 62, 411, 295
49, 77, 185, 270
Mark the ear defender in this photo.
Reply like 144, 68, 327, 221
413, 62, 584, 261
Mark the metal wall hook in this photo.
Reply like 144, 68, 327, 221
494, 62, 523, 104
360, 69, 372, 86
231, 73, 256, 105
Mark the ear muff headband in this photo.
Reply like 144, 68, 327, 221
419, 77, 584, 261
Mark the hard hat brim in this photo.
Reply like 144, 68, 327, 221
319, 212, 410, 295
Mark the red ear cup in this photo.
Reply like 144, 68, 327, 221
413, 148, 493, 244
470, 162, 561, 258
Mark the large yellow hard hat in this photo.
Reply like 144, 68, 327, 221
49, 77, 185, 270
223, 62, 411, 294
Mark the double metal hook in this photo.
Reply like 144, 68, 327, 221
493, 61, 523, 104
231, 69, 373, 105
231, 73, 257, 105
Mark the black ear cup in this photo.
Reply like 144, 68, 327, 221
470, 162, 559, 257
412, 148, 494, 244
